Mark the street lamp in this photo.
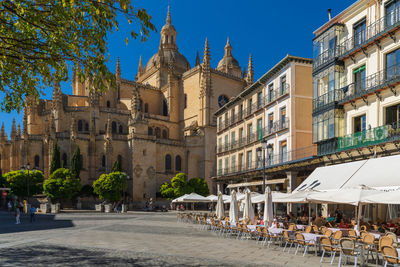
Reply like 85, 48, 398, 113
21, 163, 36, 204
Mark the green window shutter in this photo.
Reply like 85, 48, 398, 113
353, 65, 366, 74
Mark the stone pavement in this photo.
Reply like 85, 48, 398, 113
0, 211, 347, 266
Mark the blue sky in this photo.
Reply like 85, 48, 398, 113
0, 0, 355, 136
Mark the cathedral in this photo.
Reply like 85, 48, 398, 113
0, 8, 253, 205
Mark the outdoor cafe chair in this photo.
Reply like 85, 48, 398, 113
360, 225, 367, 231
255, 226, 264, 244
295, 232, 315, 257
347, 229, 357, 241
378, 236, 394, 265
362, 232, 377, 264
320, 236, 339, 264
321, 226, 327, 234
283, 230, 296, 253
338, 238, 360, 267
385, 232, 399, 248
288, 223, 296, 231
382, 245, 400, 267
359, 230, 368, 240
332, 230, 343, 246
324, 229, 333, 238
312, 225, 319, 233
305, 225, 312, 233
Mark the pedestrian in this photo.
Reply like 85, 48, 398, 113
7, 201, 12, 213
30, 206, 37, 223
15, 207, 21, 224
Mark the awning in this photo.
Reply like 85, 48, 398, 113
227, 178, 287, 189
171, 193, 210, 203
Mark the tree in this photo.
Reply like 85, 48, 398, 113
93, 171, 126, 202
50, 142, 61, 174
159, 173, 210, 199
112, 159, 121, 172
0, 0, 156, 112
70, 145, 82, 178
3, 170, 44, 197
188, 177, 210, 196
43, 168, 81, 202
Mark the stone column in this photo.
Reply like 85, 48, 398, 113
286, 171, 298, 216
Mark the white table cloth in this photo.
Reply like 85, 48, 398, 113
302, 233, 323, 245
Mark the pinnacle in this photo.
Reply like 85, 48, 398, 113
166, 5, 171, 25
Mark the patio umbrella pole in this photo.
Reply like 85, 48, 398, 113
308, 202, 311, 225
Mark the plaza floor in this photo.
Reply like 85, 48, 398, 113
1, 211, 340, 266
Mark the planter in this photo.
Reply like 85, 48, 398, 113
95, 204, 104, 212
104, 204, 112, 213
51, 203, 60, 214
40, 203, 50, 214
121, 204, 128, 213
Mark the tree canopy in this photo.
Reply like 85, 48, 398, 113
3, 170, 44, 197
93, 171, 126, 202
43, 168, 81, 202
160, 173, 210, 200
0, 0, 155, 112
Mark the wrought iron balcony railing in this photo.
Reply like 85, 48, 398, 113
264, 118, 290, 136
337, 8, 400, 59
313, 89, 344, 112
313, 48, 338, 72
265, 83, 290, 105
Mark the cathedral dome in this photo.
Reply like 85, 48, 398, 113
217, 38, 242, 78
145, 49, 190, 72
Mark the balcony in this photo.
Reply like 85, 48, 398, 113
339, 64, 400, 104
313, 89, 344, 113
264, 118, 290, 137
218, 134, 260, 154
265, 84, 290, 106
313, 48, 338, 74
337, 125, 390, 151
337, 8, 400, 60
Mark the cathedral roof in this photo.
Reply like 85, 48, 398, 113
145, 49, 190, 72
217, 38, 241, 78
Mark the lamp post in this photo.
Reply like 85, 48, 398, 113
21, 163, 36, 204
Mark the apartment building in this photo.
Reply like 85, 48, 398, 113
313, 0, 400, 162
214, 55, 316, 194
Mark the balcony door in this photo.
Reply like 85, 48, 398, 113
354, 65, 366, 92
353, 114, 366, 133
280, 141, 287, 163
353, 19, 366, 47
386, 104, 400, 129
386, 0, 400, 27
386, 48, 400, 80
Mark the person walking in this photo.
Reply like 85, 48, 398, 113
7, 201, 12, 213
15, 207, 21, 224
30, 206, 37, 223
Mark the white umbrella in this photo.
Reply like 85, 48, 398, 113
263, 187, 273, 227
243, 190, 255, 224
229, 190, 239, 224
216, 192, 225, 220
206, 194, 218, 202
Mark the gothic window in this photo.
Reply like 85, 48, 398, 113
155, 127, 161, 138
85, 123, 89, 132
184, 94, 187, 109
144, 103, 149, 113
148, 127, 153, 136
106, 101, 110, 108
78, 120, 83, 132
62, 153, 67, 168
117, 155, 122, 169
119, 125, 123, 134
102, 155, 106, 168
138, 99, 143, 111
34, 155, 40, 168
162, 99, 168, 116
162, 129, 168, 139
175, 155, 182, 171
165, 154, 172, 171
112, 121, 117, 134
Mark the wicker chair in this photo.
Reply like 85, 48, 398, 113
324, 229, 333, 238
338, 238, 360, 267
386, 232, 399, 248
312, 225, 319, 233
362, 232, 377, 263
378, 236, 394, 265
347, 229, 357, 241
283, 230, 296, 253
382, 245, 400, 267
320, 226, 327, 234
305, 225, 312, 233
360, 225, 367, 231
332, 230, 343, 246
288, 223, 296, 231
320, 236, 339, 264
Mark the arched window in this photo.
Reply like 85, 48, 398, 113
62, 153, 67, 168
148, 127, 153, 136
162, 129, 168, 139
155, 127, 161, 138
175, 155, 182, 171
112, 121, 117, 134
171, 36, 174, 44
34, 155, 40, 168
119, 125, 123, 134
85, 123, 89, 132
117, 155, 122, 169
165, 35, 168, 44
106, 101, 110, 108
162, 99, 168, 116
144, 103, 149, 113
184, 94, 187, 109
138, 99, 143, 111
165, 154, 172, 171
78, 120, 83, 132
102, 155, 106, 168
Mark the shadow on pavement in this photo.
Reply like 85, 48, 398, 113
0, 211, 74, 234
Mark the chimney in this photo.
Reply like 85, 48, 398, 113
328, 9, 332, 20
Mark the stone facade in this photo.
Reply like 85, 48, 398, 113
0, 8, 251, 205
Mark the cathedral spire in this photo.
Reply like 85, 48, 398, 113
195, 50, 200, 66
166, 5, 171, 25
160, 6, 177, 52
137, 55, 144, 77
0, 122, 5, 140
115, 57, 121, 79
11, 118, 16, 139
23, 108, 28, 137
246, 54, 254, 84
224, 37, 232, 57
203, 38, 210, 67
17, 123, 21, 138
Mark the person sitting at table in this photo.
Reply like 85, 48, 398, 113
378, 222, 388, 233
387, 219, 396, 228
326, 213, 335, 222
339, 219, 349, 229
313, 213, 324, 227
270, 218, 278, 229
335, 208, 343, 223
